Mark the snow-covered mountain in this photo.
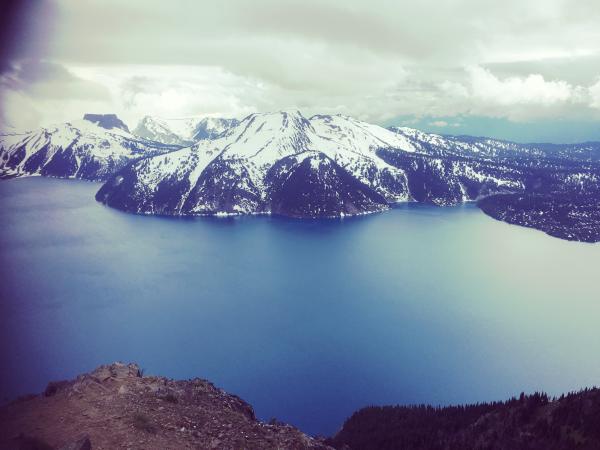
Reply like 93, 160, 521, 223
0, 114, 180, 181
391, 127, 600, 162
96, 110, 599, 223
133, 116, 239, 146
97, 111, 414, 217
191, 117, 240, 141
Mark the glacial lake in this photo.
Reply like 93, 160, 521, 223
1, 177, 599, 436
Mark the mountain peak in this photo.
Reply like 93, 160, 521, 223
83, 114, 130, 133
245, 110, 306, 121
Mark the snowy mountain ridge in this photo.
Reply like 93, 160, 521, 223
133, 116, 240, 146
97, 111, 423, 217
0, 116, 179, 181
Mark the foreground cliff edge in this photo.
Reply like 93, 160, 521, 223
0, 362, 330, 450
2, 363, 600, 450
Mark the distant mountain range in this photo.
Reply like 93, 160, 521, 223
133, 115, 239, 146
0, 114, 179, 181
1, 112, 599, 242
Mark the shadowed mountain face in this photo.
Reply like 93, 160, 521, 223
266, 152, 389, 217
326, 389, 600, 450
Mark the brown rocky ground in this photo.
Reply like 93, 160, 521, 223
0, 362, 332, 450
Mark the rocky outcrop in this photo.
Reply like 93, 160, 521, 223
0, 362, 331, 450
83, 114, 130, 133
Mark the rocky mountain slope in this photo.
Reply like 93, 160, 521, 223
0, 362, 331, 450
0, 115, 180, 181
133, 116, 239, 146
96, 111, 600, 241
326, 389, 600, 450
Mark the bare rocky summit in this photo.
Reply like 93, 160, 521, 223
0, 362, 331, 450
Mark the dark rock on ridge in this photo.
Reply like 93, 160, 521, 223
83, 114, 130, 132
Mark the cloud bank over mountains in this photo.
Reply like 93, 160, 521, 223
1, 0, 600, 138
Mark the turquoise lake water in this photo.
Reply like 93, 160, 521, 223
1, 177, 599, 435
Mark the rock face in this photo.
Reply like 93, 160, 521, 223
96, 111, 600, 239
0, 362, 331, 450
0, 118, 180, 181
3, 109, 598, 241
83, 114, 130, 133
327, 389, 600, 450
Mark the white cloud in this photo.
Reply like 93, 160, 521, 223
589, 78, 600, 109
467, 66, 575, 106
2, 1, 600, 130
430, 120, 449, 127
69, 65, 267, 127
433, 66, 600, 121
68, 60, 408, 128
0, 60, 112, 130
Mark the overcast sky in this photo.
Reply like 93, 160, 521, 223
1, 0, 600, 142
